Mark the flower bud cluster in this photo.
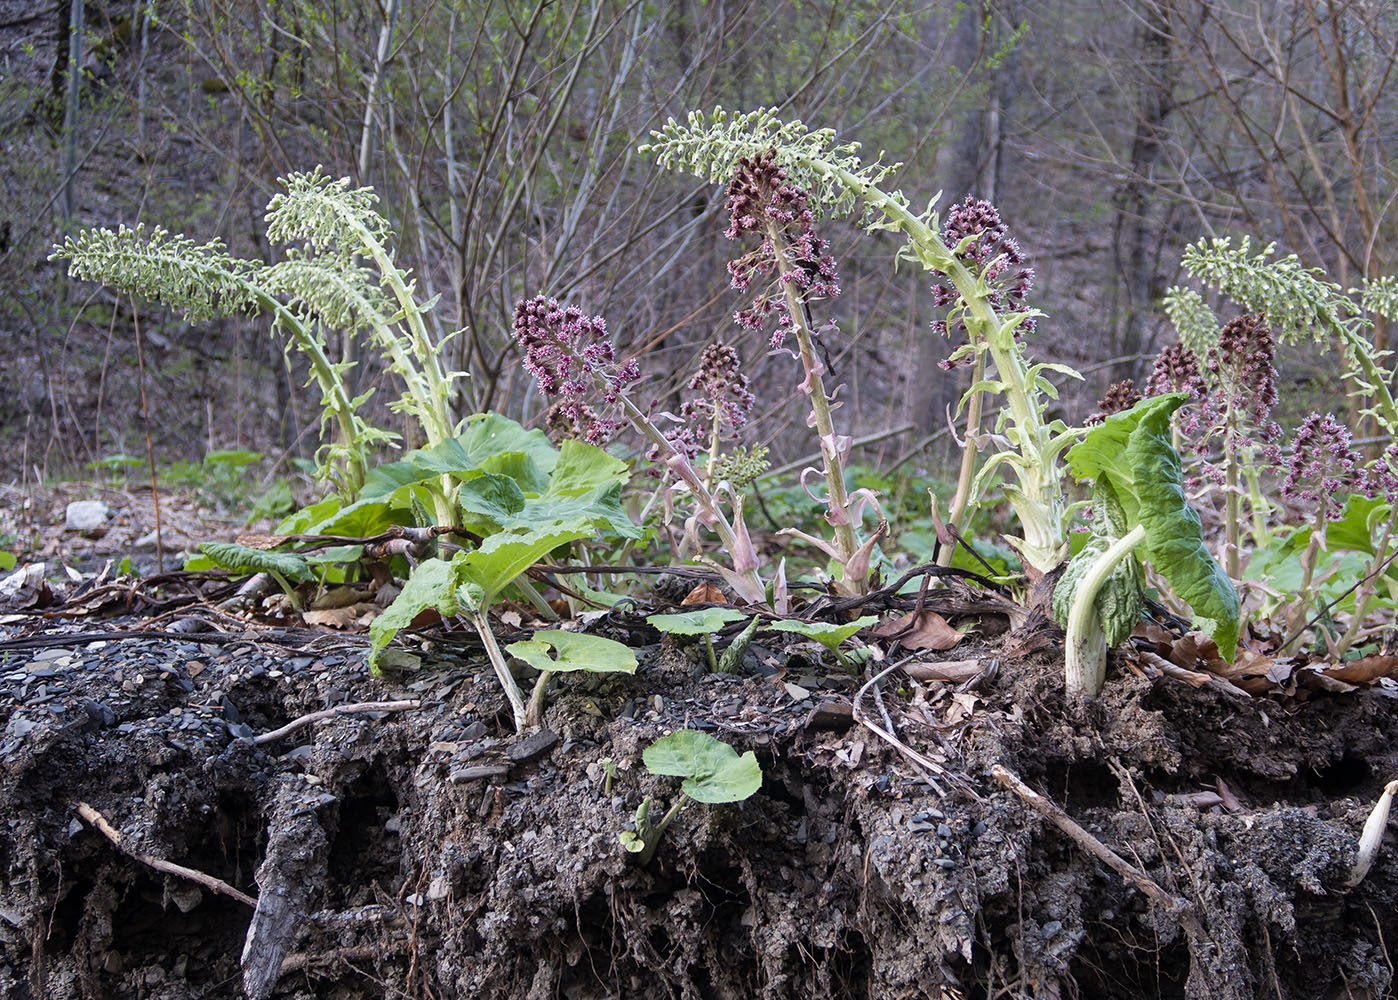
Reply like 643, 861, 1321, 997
1145, 342, 1208, 401
513, 294, 640, 445
1209, 313, 1278, 428
1084, 379, 1143, 425
680, 343, 754, 435
931, 197, 1035, 351
723, 147, 840, 348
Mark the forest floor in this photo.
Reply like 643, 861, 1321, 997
1, 483, 1397, 1000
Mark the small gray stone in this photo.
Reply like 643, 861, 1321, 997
65, 501, 111, 533
506, 729, 560, 765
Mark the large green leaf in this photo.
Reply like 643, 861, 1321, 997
545, 440, 630, 496
198, 542, 311, 581
456, 473, 526, 530
359, 414, 557, 498
507, 631, 638, 674
1063, 393, 1239, 660
451, 522, 594, 611
368, 557, 457, 672
642, 730, 762, 804
508, 484, 642, 539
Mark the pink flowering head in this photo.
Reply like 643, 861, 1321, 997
930, 197, 1035, 364
1084, 379, 1143, 426
513, 294, 640, 445
1281, 412, 1359, 516
680, 343, 754, 437
723, 148, 840, 348
1364, 444, 1398, 507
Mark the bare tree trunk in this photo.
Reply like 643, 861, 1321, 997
1108, 0, 1173, 384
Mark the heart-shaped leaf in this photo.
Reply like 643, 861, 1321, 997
507, 631, 638, 674
198, 542, 311, 581
646, 607, 748, 636
642, 730, 762, 804
765, 616, 879, 652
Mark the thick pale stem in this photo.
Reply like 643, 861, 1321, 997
1280, 515, 1324, 654
939, 351, 986, 567
1337, 514, 1396, 655
1065, 524, 1147, 699
1224, 428, 1241, 580
635, 795, 689, 866
765, 222, 861, 577
526, 669, 550, 728
470, 610, 529, 733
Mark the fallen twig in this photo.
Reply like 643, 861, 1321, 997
853, 659, 981, 799
75, 801, 257, 907
990, 764, 1201, 936
253, 700, 420, 745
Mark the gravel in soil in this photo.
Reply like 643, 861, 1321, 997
1, 607, 1396, 999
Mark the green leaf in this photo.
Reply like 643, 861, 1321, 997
198, 542, 311, 581
546, 440, 631, 496
368, 558, 456, 672
456, 473, 526, 529
642, 730, 762, 804
277, 496, 343, 535
1064, 393, 1239, 660
451, 522, 593, 611
290, 494, 412, 537
509, 485, 642, 539
765, 615, 879, 652
507, 631, 638, 674
647, 607, 749, 636
360, 414, 556, 498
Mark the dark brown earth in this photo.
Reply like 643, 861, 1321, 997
2, 561, 1396, 1000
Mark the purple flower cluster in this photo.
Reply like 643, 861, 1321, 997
1084, 379, 1143, 425
513, 295, 640, 445
680, 343, 754, 436
1281, 412, 1360, 515
723, 148, 840, 348
931, 197, 1035, 355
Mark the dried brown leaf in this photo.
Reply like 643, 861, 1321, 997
309, 586, 370, 611
235, 533, 285, 550
302, 602, 378, 629
901, 659, 982, 683
1322, 655, 1398, 684
682, 582, 726, 605
872, 609, 964, 650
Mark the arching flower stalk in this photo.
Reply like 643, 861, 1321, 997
513, 295, 767, 605
642, 109, 1078, 582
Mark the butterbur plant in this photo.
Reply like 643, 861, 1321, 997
618, 730, 762, 865
720, 147, 883, 594
1053, 394, 1239, 698
1278, 413, 1359, 642
642, 109, 1078, 586
512, 295, 767, 605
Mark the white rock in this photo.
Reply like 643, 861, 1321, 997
65, 501, 111, 532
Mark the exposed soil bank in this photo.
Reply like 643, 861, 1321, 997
2, 613, 1396, 999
